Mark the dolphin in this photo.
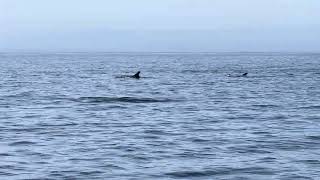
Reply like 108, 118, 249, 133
227, 72, 248, 77
115, 71, 141, 79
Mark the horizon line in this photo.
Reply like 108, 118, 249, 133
1, 50, 320, 54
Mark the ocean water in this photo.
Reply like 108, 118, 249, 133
0, 52, 320, 180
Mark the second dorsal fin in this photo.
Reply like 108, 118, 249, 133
132, 71, 140, 78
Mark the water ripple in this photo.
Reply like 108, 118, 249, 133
74, 96, 179, 103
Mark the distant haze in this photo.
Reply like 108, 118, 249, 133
1, 0, 320, 52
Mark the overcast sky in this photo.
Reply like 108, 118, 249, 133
1, 0, 319, 52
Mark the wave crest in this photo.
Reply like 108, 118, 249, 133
76, 96, 177, 103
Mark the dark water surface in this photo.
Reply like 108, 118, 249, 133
0, 52, 320, 179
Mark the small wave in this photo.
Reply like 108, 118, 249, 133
191, 138, 211, 143
0, 153, 12, 157
252, 104, 280, 108
4, 91, 35, 98
165, 170, 218, 178
79, 170, 104, 176
37, 122, 78, 127
143, 129, 166, 135
75, 97, 178, 103
181, 69, 218, 74
298, 159, 320, 165
305, 135, 320, 140
10, 127, 45, 132
9, 141, 36, 146
298, 105, 320, 110
165, 167, 275, 178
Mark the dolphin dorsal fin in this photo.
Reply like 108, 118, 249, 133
133, 71, 140, 78
242, 73, 248, 76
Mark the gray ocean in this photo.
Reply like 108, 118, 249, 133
0, 52, 320, 180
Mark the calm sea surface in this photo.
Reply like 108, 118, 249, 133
0, 52, 320, 179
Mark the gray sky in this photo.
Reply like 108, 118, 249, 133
1, 0, 319, 52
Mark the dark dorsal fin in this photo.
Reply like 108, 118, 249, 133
242, 73, 248, 76
132, 71, 140, 78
